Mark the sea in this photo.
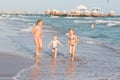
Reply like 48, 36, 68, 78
0, 14, 120, 80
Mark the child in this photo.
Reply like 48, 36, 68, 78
31, 19, 43, 58
48, 35, 63, 58
68, 28, 78, 61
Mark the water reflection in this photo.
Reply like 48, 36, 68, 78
29, 57, 41, 80
49, 58, 57, 79
66, 61, 74, 80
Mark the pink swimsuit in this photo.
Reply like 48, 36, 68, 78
33, 28, 42, 40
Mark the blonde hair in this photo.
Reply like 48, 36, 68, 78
36, 19, 43, 25
52, 35, 57, 39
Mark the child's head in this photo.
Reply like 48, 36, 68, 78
69, 28, 74, 34
36, 19, 43, 26
52, 35, 57, 40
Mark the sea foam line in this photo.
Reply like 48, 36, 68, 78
12, 65, 35, 80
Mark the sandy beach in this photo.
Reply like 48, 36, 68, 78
0, 52, 33, 80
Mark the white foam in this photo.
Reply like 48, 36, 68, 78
20, 27, 32, 32
42, 25, 52, 28
10, 17, 34, 22
65, 33, 69, 36
95, 20, 118, 24
83, 17, 93, 19
107, 22, 120, 27
42, 30, 58, 33
20, 26, 58, 33
108, 17, 120, 20
12, 65, 35, 80
85, 40, 101, 45
28, 23, 35, 26
95, 20, 108, 24
0, 14, 11, 19
1, 14, 11, 17
64, 17, 80, 19
74, 20, 94, 24
50, 16, 60, 18
0, 16, 4, 19
78, 36, 102, 45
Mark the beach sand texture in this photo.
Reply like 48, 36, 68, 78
0, 53, 33, 80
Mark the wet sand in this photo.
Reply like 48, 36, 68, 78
0, 52, 33, 79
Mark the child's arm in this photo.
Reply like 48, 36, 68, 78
57, 40, 63, 47
48, 41, 52, 48
75, 35, 78, 44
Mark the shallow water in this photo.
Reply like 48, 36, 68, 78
0, 14, 120, 80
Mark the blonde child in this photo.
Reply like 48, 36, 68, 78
48, 35, 63, 58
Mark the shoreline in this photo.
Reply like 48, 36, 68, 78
0, 52, 33, 79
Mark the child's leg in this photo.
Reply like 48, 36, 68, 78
39, 39, 43, 50
71, 46, 76, 61
54, 48, 57, 58
52, 49, 55, 57
38, 39, 42, 57
69, 45, 72, 56
34, 39, 40, 58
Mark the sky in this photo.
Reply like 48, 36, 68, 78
0, 0, 120, 15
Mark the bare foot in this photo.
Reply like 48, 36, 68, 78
71, 57, 74, 61
36, 53, 41, 58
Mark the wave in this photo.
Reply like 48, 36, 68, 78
0, 16, 5, 19
0, 14, 11, 19
83, 17, 93, 19
18, 14, 41, 18
74, 20, 94, 24
20, 26, 58, 33
101, 43, 120, 54
12, 64, 35, 80
79, 36, 120, 53
10, 17, 34, 22
74, 19, 120, 26
107, 22, 120, 27
1, 14, 11, 17
108, 17, 120, 20
64, 17, 80, 19
95, 20, 120, 27
28, 23, 35, 26
42, 30, 59, 33
50, 16, 60, 18
80, 39, 102, 45
95, 20, 119, 24
85, 40, 120, 53
95, 20, 113, 24
20, 27, 32, 32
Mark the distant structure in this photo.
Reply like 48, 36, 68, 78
107, 11, 115, 16
91, 8, 106, 17
45, 4, 113, 17
70, 5, 91, 17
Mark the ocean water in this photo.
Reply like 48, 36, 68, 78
0, 14, 120, 80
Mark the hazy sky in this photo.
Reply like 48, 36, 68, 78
0, 0, 120, 14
